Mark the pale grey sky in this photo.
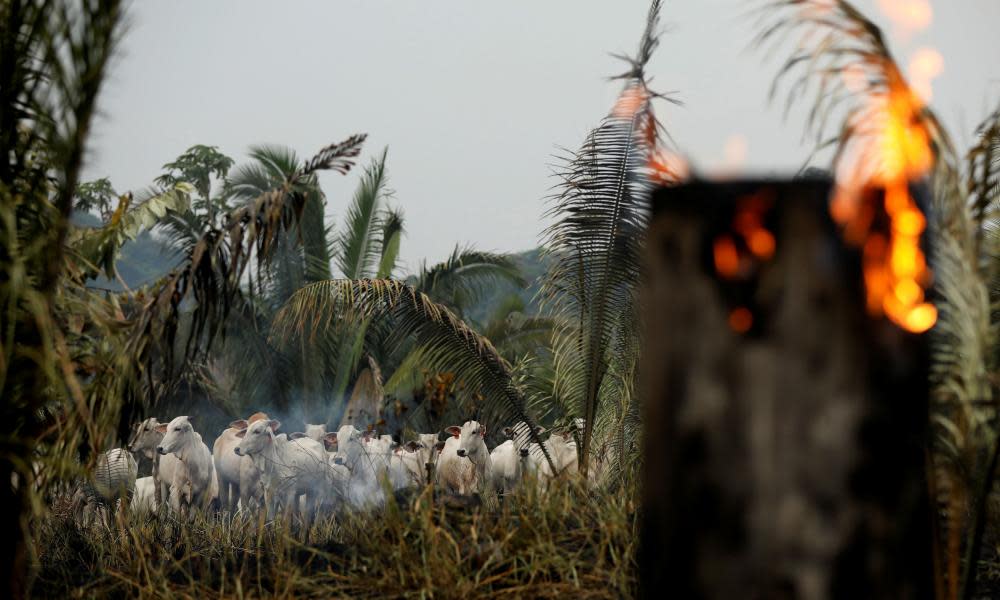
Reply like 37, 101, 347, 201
84, 1, 1000, 271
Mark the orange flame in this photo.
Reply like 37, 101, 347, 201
649, 149, 690, 184
713, 236, 740, 279
832, 81, 936, 333
728, 307, 753, 334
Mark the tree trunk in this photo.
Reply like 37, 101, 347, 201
639, 180, 933, 599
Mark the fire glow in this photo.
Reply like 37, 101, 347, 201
831, 80, 937, 334
610, 81, 690, 185
712, 191, 776, 333
713, 190, 776, 281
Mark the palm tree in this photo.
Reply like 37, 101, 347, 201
155, 145, 413, 423
541, 0, 674, 475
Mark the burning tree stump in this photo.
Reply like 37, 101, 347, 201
640, 180, 933, 599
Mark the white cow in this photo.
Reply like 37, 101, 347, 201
388, 440, 433, 489
213, 412, 269, 512
130, 476, 156, 514
435, 433, 467, 495
234, 419, 330, 522
415, 433, 440, 468
128, 417, 181, 509
490, 440, 522, 494
537, 430, 579, 480
505, 422, 547, 481
438, 421, 492, 496
156, 416, 217, 517
304, 423, 327, 442
330, 425, 389, 507
319, 431, 352, 509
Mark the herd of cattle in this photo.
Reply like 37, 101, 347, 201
71, 413, 592, 524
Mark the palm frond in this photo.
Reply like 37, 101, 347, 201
541, 0, 665, 473
270, 279, 554, 469
414, 246, 526, 316
969, 105, 1000, 247
336, 147, 391, 279
377, 206, 405, 279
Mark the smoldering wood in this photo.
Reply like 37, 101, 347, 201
639, 180, 933, 600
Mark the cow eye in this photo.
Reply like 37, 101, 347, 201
174, 427, 181, 432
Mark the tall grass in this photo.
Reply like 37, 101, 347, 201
33, 478, 637, 599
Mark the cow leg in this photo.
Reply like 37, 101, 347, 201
229, 482, 240, 514
217, 480, 229, 515
239, 486, 252, 514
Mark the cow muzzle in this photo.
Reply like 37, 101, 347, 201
234, 447, 242, 456
456, 449, 467, 457
156, 447, 166, 455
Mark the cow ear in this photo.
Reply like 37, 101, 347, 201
445, 426, 461, 438
480, 425, 487, 437
268, 420, 281, 433
289, 432, 306, 440
229, 419, 248, 431
323, 432, 338, 451
405, 441, 422, 452
235, 429, 246, 439
534, 426, 546, 436
502, 427, 513, 438
155, 423, 168, 434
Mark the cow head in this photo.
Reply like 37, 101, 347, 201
304, 423, 327, 442
331, 425, 365, 470
128, 417, 162, 453
453, 421, 486, 459
157, 416, 194, 456
234, 419, 280, 456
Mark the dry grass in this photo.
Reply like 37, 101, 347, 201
31, 478, 637, 599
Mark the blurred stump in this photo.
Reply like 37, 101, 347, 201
639, 180, 933, 599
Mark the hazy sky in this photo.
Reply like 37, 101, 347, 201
84, 1, 1000, 271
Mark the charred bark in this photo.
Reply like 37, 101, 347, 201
639, 180, 933, 599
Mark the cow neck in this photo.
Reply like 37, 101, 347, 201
173, 433, 205, 476
254, 433, 283, 474
148, 434, 162, 466
466, 438, 491, 470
